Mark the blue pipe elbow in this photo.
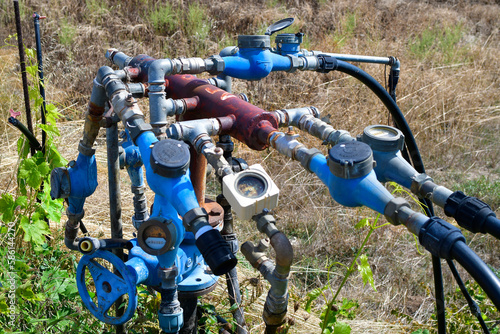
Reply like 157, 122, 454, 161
309, 154, 393, 214
67, 153, 98, 214
136, 131, 199, 216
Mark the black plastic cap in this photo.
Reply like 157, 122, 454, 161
328, 141, 374, 179
275, 33, 303, 45
150, 139, 190, 178
238, 35, 271, 49
50, 167, 70, 199
196, 229, 237, 276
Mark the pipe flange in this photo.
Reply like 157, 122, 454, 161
410, 173, 434, 196
383, 197, 411, 225
183, 207, 209, 233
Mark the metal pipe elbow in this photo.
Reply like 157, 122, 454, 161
276, 107, 319, 127
149, 59, 173, 85
269, 232, 293, 276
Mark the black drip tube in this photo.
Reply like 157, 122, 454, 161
334, 60, 425, 173
451, 241, 500, 310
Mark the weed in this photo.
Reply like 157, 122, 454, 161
86, 0, 109, 14
185, 3, 210, 40
58, 19, 77, 47
409, 23, 469, 64
332, 11, 358, 48
149, 2, 178, 35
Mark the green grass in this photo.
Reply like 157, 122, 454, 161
58, 19, 77, 47
454, 175, 500, 211
149, 2, 178, 35
85, 0, 109, 14
409, 23, 468, 64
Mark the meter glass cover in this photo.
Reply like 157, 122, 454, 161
236, 174, 267, 198
143, 225, 167, 250
367, 126, 398, 139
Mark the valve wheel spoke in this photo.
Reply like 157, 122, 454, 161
76, 250, 138, 325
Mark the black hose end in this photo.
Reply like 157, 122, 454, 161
419, 217, 466, 260
196, 229, 237, 276
444, 191, 497, 236
316, 54, 338, 73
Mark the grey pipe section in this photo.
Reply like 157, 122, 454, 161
78, 236, 130, 255
417, 179, 454, 209
208, 74, 232, 93
273, 108, 354, 145
166, 119, 233, 176
167, 119, 221, 146
105, 49, 133, 69
269, 132, 323, 173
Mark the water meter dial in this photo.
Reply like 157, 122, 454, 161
362, 125, 405, 152
137, 217, 177, 256
222, 164, 279, 220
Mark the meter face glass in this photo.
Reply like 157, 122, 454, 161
144, 225, 167, 250
368, 127, 398, 139
236, 174, 267, 198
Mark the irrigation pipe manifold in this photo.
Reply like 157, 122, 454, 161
49, 18, 500, 334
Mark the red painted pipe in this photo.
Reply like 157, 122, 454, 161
166, 74, 278, 150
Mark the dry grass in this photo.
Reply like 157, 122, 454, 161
1, 0, 499, 332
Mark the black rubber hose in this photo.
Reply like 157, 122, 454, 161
335, 60, 426, 173
451, 241, 500, 310
486, 216, 500, 240
8, 117, 42, 151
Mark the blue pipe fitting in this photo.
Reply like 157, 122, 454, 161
159, 309, 183, 333
120, 134, 144, 187
65, 153, 98, 214
222, 48, 293, 80
309, 146, 393, 214
275, 33, 303, 55
360, 125, 418, 189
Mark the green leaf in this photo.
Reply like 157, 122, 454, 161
15, 196, 28, 209
17, 282, 36, 301
17, 135, 30, 160
40, 185, 63, 222
0, 193, 15, 222
0, 299, 8, 314
39, 123, 60, 137
305, 286, 328, 312
46, 144, 67, 168
37, 161, 51, 178
334, 322, 351, 334
20, 216, 50, 245
26, 65, 38, 79
19, 157, 43, 189
354, 218, 370, 229
357, 254, 376, 291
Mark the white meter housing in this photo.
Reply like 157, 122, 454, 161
222, 164, 279, 220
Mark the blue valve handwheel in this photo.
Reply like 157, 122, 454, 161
76, 250, 138, 325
